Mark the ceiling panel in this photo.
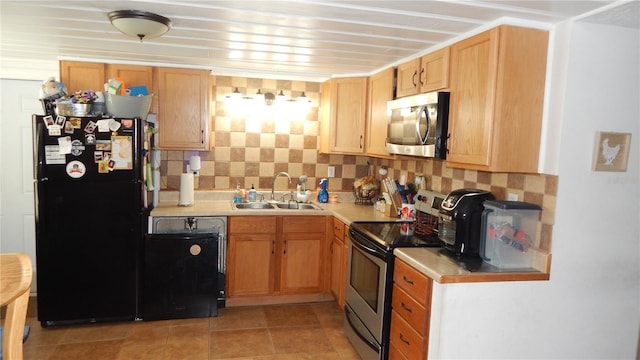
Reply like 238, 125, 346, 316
0, 0, 635, 80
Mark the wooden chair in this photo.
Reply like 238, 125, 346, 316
0, 253, 33, 360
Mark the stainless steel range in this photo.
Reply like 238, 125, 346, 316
344, 189, 445, 360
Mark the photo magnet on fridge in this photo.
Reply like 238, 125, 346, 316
68, 117, 82, 129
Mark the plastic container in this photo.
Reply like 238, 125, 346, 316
480, 200, 541, 269
105, 93, 152, 119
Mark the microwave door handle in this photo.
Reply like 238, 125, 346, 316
415, 105, 430, 145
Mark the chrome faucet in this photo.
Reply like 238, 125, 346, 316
271, 172, 292, 200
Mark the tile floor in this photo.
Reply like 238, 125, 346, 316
22, 301, 362, 360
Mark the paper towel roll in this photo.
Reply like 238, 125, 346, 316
178, 173, 194, 206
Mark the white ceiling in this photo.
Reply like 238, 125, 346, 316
1, 0, 638, 81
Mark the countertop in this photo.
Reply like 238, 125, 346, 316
152, 191, 551, 284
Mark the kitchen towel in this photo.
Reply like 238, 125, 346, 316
178, 173, 194, 206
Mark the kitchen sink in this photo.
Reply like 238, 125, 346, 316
274, 203, 323, 210
233, 202, 275, 210
232, 202, 323, 210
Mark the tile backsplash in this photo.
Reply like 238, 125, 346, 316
158, 75, 557, 252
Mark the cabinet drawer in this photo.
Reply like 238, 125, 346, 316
394, 259, 431, 306
333, 218, 345, 239
388, 340, 409, 360
390, 310, 426, 360
392, 284, 428, 335
229, 216, 277, 233
283, 216, 326, 233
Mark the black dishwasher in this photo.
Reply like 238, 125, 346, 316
143, 216, 226, 321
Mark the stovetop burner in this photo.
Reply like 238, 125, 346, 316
350, 221, 441, 251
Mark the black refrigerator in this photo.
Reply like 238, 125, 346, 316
32, 114, 153, 327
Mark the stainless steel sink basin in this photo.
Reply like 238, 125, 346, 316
232, 202, 323, 210
274, 203, 323, 210
232, 202, 274, 210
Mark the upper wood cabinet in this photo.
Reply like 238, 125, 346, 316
59, 61, 105, 94
447, 26, 548, 173
154, 67, 211, 150
366, 67, 394, 158
395, 47, 450, 98
319, 77, 368, 154
105, 64, 156, 113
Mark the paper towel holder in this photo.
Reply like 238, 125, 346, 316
187, 153, 201, 176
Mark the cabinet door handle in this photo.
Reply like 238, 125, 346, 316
400, 333, 411, 346
359, 135, 363, 149
412, 70, 417, 87
272, 239, 275, 254
283, 239, 287, 254
420, 67, 425, 86
402, 275, 414, 285
401, 301, 412, 313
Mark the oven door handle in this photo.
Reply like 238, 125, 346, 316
345, 305, 381, 353
350, 234, 387, 260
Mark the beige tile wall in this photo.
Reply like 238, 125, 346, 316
159, 75, 557, 251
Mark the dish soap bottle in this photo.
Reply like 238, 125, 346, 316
318, 178, 329, 203
248, 184, 257, 202
233, 183, 242, 203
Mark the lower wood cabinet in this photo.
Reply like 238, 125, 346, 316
329, 217, 348, 307
390, 258, 433, 359
228, 216, 327, 297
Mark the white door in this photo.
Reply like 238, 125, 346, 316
0, 79, 41, 290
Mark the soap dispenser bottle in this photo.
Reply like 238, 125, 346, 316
318, 178, 329, 203
233, 183, 242, 203
248, 184, 257, 202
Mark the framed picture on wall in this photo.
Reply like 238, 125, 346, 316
592, 131, 631, 172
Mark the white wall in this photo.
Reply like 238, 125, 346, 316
428, 20, 639, 359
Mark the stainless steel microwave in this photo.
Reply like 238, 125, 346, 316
386, 91, 449, 158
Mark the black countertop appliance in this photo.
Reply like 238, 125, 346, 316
438, 188, 495, 257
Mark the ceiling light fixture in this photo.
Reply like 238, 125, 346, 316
226, 87, 242, 101
108, 10, 172, 42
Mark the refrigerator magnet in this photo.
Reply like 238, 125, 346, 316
85, 133, 96, 145
68, 117, 82, 129
48, 124, 61, 136
97, 160, 109, 173
55, 115, 66, 127
57, 136, 72, 154
108, 119, 121, 132
84, 121, 97, 134
43, 115, 54, 128
64, 121, 74, 134
95, 140, 111, 151
70, 139, 85, 156
111, 136, 133, 170
97, 119, 110, 132
121, 119, 133, 129
66, 160, 86, 178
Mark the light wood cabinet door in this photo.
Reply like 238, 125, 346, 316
419, 47, 450, 93
319, 77, 368, 154
395, 58, 420, 98
280, 216, 325, 294
329, 218, 346, 306
106, 64, 156, 113
228, 233, 275, 296
228, 217, 277, 296
447, 26, 548, 172
59, 61, 105, 94
366, 67, 394, 157
154, 67, 210, 150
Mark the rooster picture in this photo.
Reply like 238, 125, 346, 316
602, 138, 621, 165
